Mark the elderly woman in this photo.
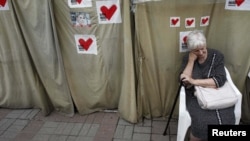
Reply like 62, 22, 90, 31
180, 30, 235, 141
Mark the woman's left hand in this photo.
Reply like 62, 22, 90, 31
180, 73, 194, 86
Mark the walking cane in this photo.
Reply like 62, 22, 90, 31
163, 78, 184, 136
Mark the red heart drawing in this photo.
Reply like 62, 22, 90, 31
183, 36, 187, 44
186, 19, 194, 26
171, 18, 179, 25
235, 0, 244, 6
202, 18, 209, 24
76, 0, 82, 4
0, 0, 7, 7
100, 5, 117, 20
78, 38, 93, 51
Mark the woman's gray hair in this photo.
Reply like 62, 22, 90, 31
186, 30, 206, 50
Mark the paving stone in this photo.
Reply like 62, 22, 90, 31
43, 121, 59, 128
19, 109, 33, 119
169, 121, 177, 135
75, 136, 94, 141
13, 132, 36, 141
48, 135, 68, 141
1, 131, 19, 139
93, 112, 105, 124
132, 133, 151, 141
27, 109, 40, 119
54, 122, 68, 134
6, 110, 24, 119
85, 114, 96, 124
61, 123, 75, 135
79, 123, 91, 136
66, 136, 77, 141
95, 124, 116, 138
38, 127, 57, 135
87, 124, 99, 136
113, 125, 125, 138
68, 113, 88, 123
0, 119, 15, 131
118, 119, 134, 126
7, 125, 25, 132
69, 123, 83, 135
152, 120, 167, 134
32, 134, 50, 141
151, 134, 170, 141
0, 109, 179, 141
134, 126, 151, 134
123, 125, 134, 139
22, 120, 44, 133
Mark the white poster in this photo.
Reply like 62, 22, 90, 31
179, 31, 192, 52
185, 18, 195, 28
68, 0, 92, 8
200, 16, 210, 27
74, 35, 97, 55
170, 17, 180, 27
96, 0, 122, 24
225, 0, 250, 11
0, 0, 9, 11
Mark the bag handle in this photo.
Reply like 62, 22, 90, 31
207, 53, 216, 78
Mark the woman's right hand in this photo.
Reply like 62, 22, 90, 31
188, 51, 198, 62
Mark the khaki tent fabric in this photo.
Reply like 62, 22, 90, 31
0, 0, 138, 123
52, 0, 137, 123
0, 0, 74, 116
0, 0, 250, 123
134, 0, 250, 119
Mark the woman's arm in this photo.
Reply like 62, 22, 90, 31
185, 77, 217, 88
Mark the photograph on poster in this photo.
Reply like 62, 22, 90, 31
179, 31, 191, 52
70, 12, 91, 27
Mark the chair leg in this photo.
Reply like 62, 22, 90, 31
184, 127, 191, 141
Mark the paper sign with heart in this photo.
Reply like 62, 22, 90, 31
96, 0, 122, 24
225, 0, 250, 11
0, 0, 9, 10
200, 16, 210, 27
78, 38, 93, 51
185, 18, 195, 28
101, 5, 117, 20
179, 31, 192, 52
170, 17, 180, 27
75, 35, 97, 55
0, 0, 7, 7
235, 0, 245, 6
76, 0, 82, 4
68, 0, 92, 8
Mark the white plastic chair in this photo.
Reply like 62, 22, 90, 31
177, 67, 242, 141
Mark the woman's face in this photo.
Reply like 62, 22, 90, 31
192, 46, 207, 59
77, 14, 85, 24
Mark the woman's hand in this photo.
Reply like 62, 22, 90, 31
180, 73, 194, 86
188, 51, 198, 62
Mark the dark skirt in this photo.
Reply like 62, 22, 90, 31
185, 88, 235, 140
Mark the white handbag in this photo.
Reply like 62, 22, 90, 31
195, 81, 238, 110
194, 53, 238, 110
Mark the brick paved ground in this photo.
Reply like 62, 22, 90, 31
0, 108, 178, 141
